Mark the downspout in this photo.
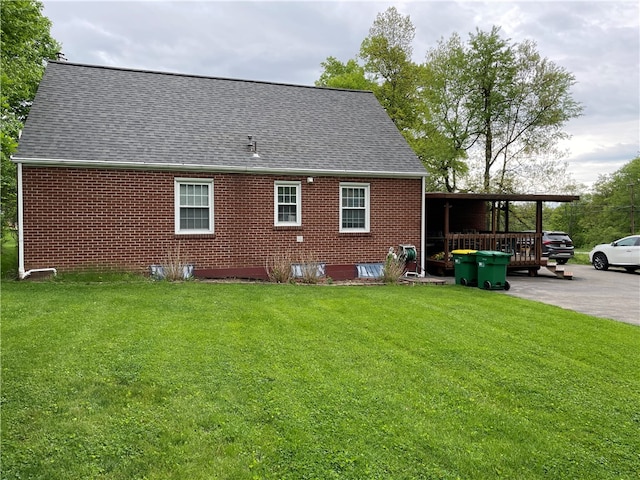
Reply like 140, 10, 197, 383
16, 162, 57, 279
17, 162, 25, 278
420, 176, 426, 277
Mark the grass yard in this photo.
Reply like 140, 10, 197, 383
2, 280, 639, 479
1, 231, 18, 279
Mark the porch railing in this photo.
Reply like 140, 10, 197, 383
437, 232, 541, 266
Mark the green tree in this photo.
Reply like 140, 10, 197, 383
315, 56, 374, 91
585, 158, 640, 244
420, 27, 582, 192
359, 7, 420, 133
1, 0, 60, 231
316, 7, 420, 150
545, 198, 590, 248
416, 33, 474, 191
546, 158, 640, 248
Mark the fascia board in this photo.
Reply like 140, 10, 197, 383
12, 156, 427, 179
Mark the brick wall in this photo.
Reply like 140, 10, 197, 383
21, 167, 423, 277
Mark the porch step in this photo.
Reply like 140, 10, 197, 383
544, 261, 573, 280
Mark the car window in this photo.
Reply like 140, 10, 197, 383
615, 237, 638, 247
545, 233, 570, 241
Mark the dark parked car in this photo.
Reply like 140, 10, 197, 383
541, 231, 574, 264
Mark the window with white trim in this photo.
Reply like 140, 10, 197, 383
274, 181, 301, 226
175, 178, 214, 234
340, 182, 370, 233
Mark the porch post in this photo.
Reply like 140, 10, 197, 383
504, 201, 510, 232
536, 201, 543, 260
444, 201, 450, 260
491, 201, 497, 234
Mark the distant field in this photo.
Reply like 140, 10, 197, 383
2, 280, 639, 479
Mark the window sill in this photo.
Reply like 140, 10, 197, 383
273, 226, 303, 231
174, 233, 216, 239
339, 231, 372, 237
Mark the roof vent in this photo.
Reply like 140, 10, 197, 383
247, 135, 259, 157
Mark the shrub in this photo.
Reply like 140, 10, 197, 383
297, 255, 325, 284
380, 255, 406, 284
266, 251, 295, 283
156, 245, 193, 281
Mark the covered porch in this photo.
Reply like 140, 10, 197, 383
425, 193, 579, 275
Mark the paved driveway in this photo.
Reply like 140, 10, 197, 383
500, 264, 640, 326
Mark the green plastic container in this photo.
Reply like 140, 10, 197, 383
476, 250, 511, 290
452, 249, 478, 286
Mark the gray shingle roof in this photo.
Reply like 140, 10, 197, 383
15, 61, 426, 177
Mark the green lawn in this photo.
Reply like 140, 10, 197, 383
2, 281, 639, 479
1, 231, 18, 279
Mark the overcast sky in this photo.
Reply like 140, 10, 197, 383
42, 0, 639, 189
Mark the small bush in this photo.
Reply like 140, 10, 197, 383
380, 255, 406, 284
297, 255, 325, 284
157, 245, 193, 281
266, 251, 295, 283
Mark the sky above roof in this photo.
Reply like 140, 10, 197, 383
42, 0, 639, 189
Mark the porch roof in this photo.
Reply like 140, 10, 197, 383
425, 193, 580, 202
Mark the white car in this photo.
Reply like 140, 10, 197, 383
589, 235, 640, 272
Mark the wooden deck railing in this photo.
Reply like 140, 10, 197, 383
429, 232, 542, 267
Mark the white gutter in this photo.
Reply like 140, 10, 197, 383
420, 176, 426, 277
11, 156, 427, 179
17, 162, 25, 278
16, 162, 57, 279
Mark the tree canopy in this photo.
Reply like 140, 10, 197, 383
1, 0, 60, 230
547, 157, 640, 247
316, 7, 420, 133
317, 8, 583, 194
315, 57, 374, 91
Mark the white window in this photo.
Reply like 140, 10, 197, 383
175, 178, 214, 234
274, 181, 301, 226
340, 182, 370, 233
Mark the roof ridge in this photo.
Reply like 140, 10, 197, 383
47, 60, 374, 94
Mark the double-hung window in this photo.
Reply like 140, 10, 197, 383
274, 181, 301, 226
340, 182, 369, 233
175, 178, 214, 234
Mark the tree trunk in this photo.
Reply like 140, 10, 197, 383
484, 112, 492, 191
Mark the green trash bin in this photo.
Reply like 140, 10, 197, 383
476, 250, 511, 290
452, 249, 478, 286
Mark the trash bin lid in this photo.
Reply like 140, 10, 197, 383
476, 250, 511, 256
452, 249, 477, 254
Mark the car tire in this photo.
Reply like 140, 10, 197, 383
592, 252, 609, 271
557, 259, 568, 265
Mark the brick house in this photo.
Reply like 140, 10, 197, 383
14, 61, 427, 280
